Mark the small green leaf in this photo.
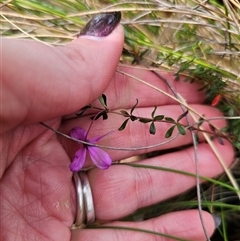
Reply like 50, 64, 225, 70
102, 112, 108, 120
177, 124, 186, 135
98, 94, 107, 108
174, 73, 180, 81
139, 48, 150, 58
130, 115, 138, 121
217, 137, 224, 145
130, 99, 139, 115
139, 118, 152, 123
197, 116, 204, 127
165, 125, 176, 138
194, 133, 199, 144
228, 107, 234, 116
118, 119, 129, 131
165, 117, 175, 123
198, 85, 207, 92
120, 110, 130, 117
219, 126, 228, 132
154, 115, 164, 121
149, 122, 156, 135
102, 94, 107, 106
76, 105, 91, 116
177, 110, 189, 122
151, 106, 157, 118
233, 142, 240, 148
209, 124, 216, 133
91, 111, 107, 120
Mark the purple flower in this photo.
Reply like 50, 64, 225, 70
69, 127, 113, 172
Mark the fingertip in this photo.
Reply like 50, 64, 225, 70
75, 23, 124, 42
69, 23, 124, 49
154, 210, 217, 241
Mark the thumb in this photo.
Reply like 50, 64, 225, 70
1, 13, 124, 132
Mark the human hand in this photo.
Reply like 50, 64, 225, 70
0, 13, 234, 241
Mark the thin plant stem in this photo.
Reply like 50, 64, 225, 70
181, 103, 240, 200
151, 71, 211, 241
39, 121, 180, 151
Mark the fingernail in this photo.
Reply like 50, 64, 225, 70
211, 214, 221, 229
78, 12, 121, 37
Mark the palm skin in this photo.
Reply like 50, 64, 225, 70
1, 119, 75, 240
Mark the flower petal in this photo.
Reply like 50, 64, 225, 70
70, 127, 87, 140
90, 130, 115, 143
88, 146, 112, 169
69, 147, 87, 172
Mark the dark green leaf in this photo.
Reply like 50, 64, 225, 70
177, 124, 186, 135
154, 115, 164, 121
90, 111, 108, 120
228, 107, 234, 116
120, 110, 130, 117
165, 117, 175, 123
130, 99, 139, 115
102, 94, 107, 106
76, 105, 91, 116
76, 111, 85, 117
165, 125, 176, 138
118, 119, 129, 131
209, 124, 216, 133
130, 115, 138, 121
151, 106, 157, 118
219, 126, 228, 132
197, 116, 205, 127
233, 142, 240, 148
139, 118, 152, 123
217, 137, 224, 145
194, 133, 199, 144
102, 112, 108, 120
150, 122, 156, 135
177, 110, 189, 122
174, 73, 180, 81
90, 112, 104, 120
197, 84, 207, 92
98, 94, 107, 108
139, 48, 150, 58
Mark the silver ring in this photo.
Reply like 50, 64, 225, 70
79, 172, 95, 224
73, 172, 85, 227
73, 171, 95, 227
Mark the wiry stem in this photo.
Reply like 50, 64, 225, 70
151, 71, 211, 241
39, 121, 180, 151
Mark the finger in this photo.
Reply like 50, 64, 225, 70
1, 24, 124, 132
62, 104, 228, 162
89, 66, 206, 110
72, 210, 217, 241
87, 138, 233, 220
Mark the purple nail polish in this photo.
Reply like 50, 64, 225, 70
78, 12, 121, 37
